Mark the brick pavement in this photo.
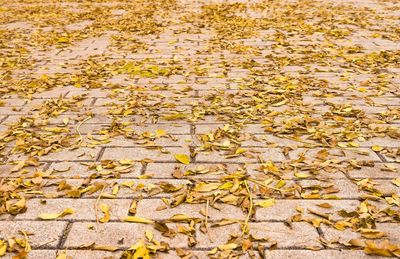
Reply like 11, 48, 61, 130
0, 0, 399, 258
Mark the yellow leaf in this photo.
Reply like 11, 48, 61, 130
235, 148, 246, 154
145, 230, 153, 242
193, 182, 220, 192
94, 245, 118, 251
38, 208, 74, 220
392, 178, 400, 187
0, 240, 7, 256
169, 214, 192, 222
120, 159, 134, 165
218, 243, 238, 250
62, 118, 69, 125
99, 203, 110, 223
349, 141, 359, 147
371, 145, 383, 152
56, 251, 67, 259
122, 216, 153, 224
275, 179, 286, 189
255, 198, 276, 208
155, 129, 166, 137
175, 154, 190, 164
294, 172, 310, 178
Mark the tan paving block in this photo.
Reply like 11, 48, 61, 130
0, 163, 47, 178
2, 250, 57, 259
78, 123, 191, 135
265, 250, 381, 259
362, 137, 400, 148
6, 148, 102, 163
321, 223, 400, 247
37, 179, 190, 199
101, 147, 190, 162
288, 148, 381, 161
48, 161, 142, 178
96, 135, 194, 147
196, 148, 285, 163
15, 198, 132, 221
197, 222, 321, 249
0, 221, 67, 248
295, 179, 360, 199
56, 250, 122, 259
347, 163, 400, 179
38, 147, 102, 162
145, 162, 242, 179
135, 198, 245, 221
255, 199, 361, 221
63, 222, 188, 248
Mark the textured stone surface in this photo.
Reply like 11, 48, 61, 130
0, 0, 399, 258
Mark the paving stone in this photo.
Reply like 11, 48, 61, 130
288, 148, 381, 161
0, 221, 67, 248
15, 198, 132, 221
197, 222, 321, 249
63, 222, 188, 248
96, 135, 194, 147
255, 199, 361, 221
37, 178, 190, 199
55, 250, 122, 259
48, 161, 142, 178
346, 163, 400, 179
321, 223, 400, 247
2, 250, 57, 259
196, 148, 285, 163
135, 198, 245, 221
78, 123, 191, 135
101, 147, 190, 162
264, 250, 385, 259
0, 163, 47, 178
145, 162, 242, 179
34, 147, 102, 162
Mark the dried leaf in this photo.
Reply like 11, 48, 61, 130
175, 154, 190, 164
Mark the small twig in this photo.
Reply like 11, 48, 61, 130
36, 238, 57, 248
75, 116, 92, 145
242, 180, 253, 236
95, 185, 106, 224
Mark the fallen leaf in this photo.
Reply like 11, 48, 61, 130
175, 154, 190, 164
38, 208, 74, 220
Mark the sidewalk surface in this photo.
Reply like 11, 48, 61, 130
0, 0, 399, 258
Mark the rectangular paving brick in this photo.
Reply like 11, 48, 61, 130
101, 147, 190, 162
196, 148, 285, 163
135, 198, 245, 221
288, 148, 381, 161
197, 222, 321, 249
265, 250, 374, 259
2, 250, 57, 259
321, 223, 399, 247
48, 161, 142, 178
255, 199, 361, 221
63, 222, 187, 248
15, 198, 132, 221
0, 221, 67, 248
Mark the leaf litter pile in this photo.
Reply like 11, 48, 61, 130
0, 0, 399, 258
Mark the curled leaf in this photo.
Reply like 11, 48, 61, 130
123, 216, 153, 224
38, 208, 74, 220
